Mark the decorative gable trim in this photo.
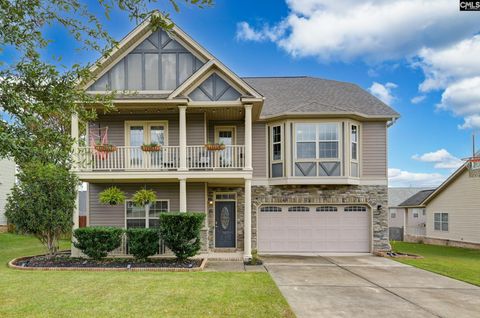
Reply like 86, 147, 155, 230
168, 59, 262, 100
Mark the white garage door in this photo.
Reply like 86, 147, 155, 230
258, 205, 370, 253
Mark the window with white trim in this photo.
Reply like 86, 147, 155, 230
350, 125, 359, 177
434, 213, 448, 231
288, 206, 310, 212
344, 206, 367, 212
413, 212, 419, 218
294, 123, 341, 177
126, 200, 169, 228
271, 125, 283, 178
391, 212, 396, 218
316, 206, 337, 212
260, 206, 282, 212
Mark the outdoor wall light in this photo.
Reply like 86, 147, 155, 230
377, 205, 382, 211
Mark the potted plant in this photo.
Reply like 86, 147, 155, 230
94, 142, 117, 153
141, 142, 161, 152
204, 141, 225, 151
132, 188, 157, 207
99, 186, 126, 206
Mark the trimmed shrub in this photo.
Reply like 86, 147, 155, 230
73, 227, 123, 259
126, 228, 159, 260
159, 212, 205, 261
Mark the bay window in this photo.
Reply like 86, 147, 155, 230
350, 124, 359, 177
294, 123, 341, 177
270, 125, 283, 177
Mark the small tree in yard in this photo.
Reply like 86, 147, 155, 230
159, 213, 205, 261
5, 162, 77, 256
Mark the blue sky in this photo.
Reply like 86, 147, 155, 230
17, 0, 480, 187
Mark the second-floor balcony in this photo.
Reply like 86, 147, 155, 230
76, 145, 246, 171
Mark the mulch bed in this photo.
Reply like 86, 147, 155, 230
10, 254, 206, 272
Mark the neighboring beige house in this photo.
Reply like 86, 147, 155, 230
397, 189, 435, 239
0, 158, 16, 229
418, 162, 480, 249
388, 187, 430, 240
71, 16, 399, 259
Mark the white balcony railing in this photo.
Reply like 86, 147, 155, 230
76, 146, 179, 171
75, 145, 245, 171
187, 145, 245, 170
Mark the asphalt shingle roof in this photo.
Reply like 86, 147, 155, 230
242, 76, 400, 119
398, 189, 436, 207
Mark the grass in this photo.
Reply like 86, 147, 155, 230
0, 233, 294, 318
391, 241, 480, 286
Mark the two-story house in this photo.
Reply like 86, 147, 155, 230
72, 17, 399, 259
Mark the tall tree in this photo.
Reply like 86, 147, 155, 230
0, 0, 213, 167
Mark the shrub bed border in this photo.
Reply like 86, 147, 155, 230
8, 254, 207, 272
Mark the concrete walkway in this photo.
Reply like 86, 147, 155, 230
263, 255, 480, 318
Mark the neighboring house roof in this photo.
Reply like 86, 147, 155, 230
398, 189, 436, 207
243, 77, 400, 119
388, 187, 431, 207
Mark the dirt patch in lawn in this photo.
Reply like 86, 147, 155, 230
10, 254, 207, 272
375, 251, 423, 259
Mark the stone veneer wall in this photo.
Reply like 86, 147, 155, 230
206, 184, 389, 252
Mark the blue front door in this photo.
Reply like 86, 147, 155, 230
215, 201, 235, 248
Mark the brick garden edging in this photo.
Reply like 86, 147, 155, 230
8, 255, 208, 272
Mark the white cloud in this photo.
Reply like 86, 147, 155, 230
368, 82, 397, 104
411, 95, 426, 104
412, 149, 463, 169
236, 0, 479, 63
388, 168, 446, 187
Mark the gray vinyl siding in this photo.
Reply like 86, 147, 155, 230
187, 183, 206, 212
361, 121, 387, 178
186, 113, 206, 145
89, 182, 205, 227
252, 123, 267, 178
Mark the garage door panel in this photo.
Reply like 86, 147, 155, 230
258, 205, 370, 253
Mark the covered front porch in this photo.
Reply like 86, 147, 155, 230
75, 178, 254, 260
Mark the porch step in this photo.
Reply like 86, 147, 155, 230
211, 248, 238, 253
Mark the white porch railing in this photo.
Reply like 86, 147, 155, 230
75, 145, 245, 171
76, 146, 179, 171
109, 233, 166, 256
187, 145, 245, 170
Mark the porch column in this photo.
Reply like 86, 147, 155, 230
244, 178, 252, 260
71, 113, 79, 170
179, 178, 187, 212
244, 104, 253, 170
71, 190, 80, 257
179, 106, 187, 171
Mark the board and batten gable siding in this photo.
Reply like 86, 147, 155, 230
89, 182, 205, 227
0, 159, 16, 225
252, 122, 267, 178
361, 121, 387, 178
426, 169, 480, 244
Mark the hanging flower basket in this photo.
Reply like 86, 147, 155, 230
204, 144, 225, 151
141, 144, 162, 152
94, 144, 117, 153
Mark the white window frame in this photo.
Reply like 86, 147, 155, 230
391, 212, 396, 218
434, 212, 449, 232
293, 122, 342, 177
125, 120, 169, 147
350, 124, 360, 177
270, 124, 283, 178
125, 199, 170, 229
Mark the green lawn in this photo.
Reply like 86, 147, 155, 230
0, 234, 294, 318
391, 241, 480, 286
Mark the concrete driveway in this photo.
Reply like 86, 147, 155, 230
263, 255, 480, 318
